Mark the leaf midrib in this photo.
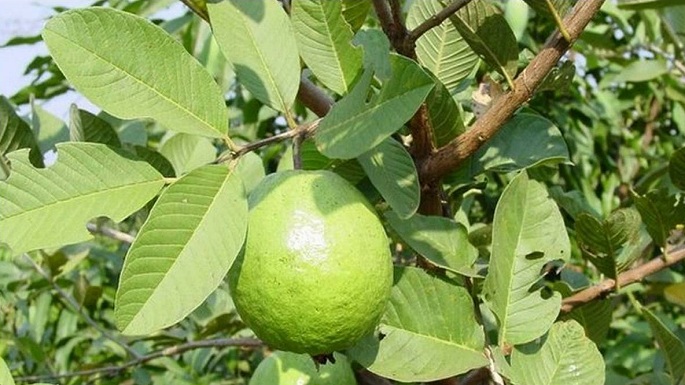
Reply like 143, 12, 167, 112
122, 169, 235, 329
44, 26, 220, 135
234, 5, 289, 112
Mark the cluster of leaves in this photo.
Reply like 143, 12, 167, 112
0, 0, 684, 384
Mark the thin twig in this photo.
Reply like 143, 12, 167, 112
22, 254, 142, 359
216, 119, 321, 164
561, 244, 685, 313
14, 337, 262, 383
420, 0, 606, 183
86, 223, 135, 244
408, 0, 472, 42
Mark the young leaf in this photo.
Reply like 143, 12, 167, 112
208, 0, 300, 113
670, 146, 685, 191
447, 0, 519, 86
385, 211, 478, 276
357, 138, 420, 219
643, 308, 685, 385
483, 171, 570, 347
115, 165, 248, 335
0, 143, 164, 255
425, 79, 466, 147
314, 55, 434, 159
0, 357, 15, 385
43, 8, 228, 138
0, 96, 43, 167
291, 0, 363, 95
347, 266, 488, 382
634, 190, 685, 248
407, 0, 479, 91
69, 107, 122, 147
575, 208, 641, 279
510, 321, 605, 385
159, 133, 216, 176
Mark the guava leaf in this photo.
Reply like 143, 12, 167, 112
425, 78, 466, 147
208, 0, 300, 113
134, 146, 175, 178
510, 321, 605, 385
43, 7, 227, 138
347, 266, 488, 382
0, 143, 164, 255
0, 357, 14, 385
635, 190, 685, 249
314, 54, 434, 159
467, 113, 570, 175
482, 171, 570, 347
0, 96, 43, 167
159, 133, 216, 176
234, 151, 265, 194
115, 165, 248, 335
291, 0, 363, 95
670, 147, 685, 191
406, 0, 479, 91
575, 208, 641, 279
523, 0, 574, 20
69, 106, 121, 147
31, 102, 68, 153
358, 138, 419, 219
611, 59, 669, 83
385, 211, 478, 276
565, 299, 612, 345
354, 29, 392, 79
447, 0, 518, 85
643, 307, 685, 384
341, 0, 370, 32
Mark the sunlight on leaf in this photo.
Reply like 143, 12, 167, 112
0, 143, 164, 255
115, 165, 247, 335
43, 8, 228, 137
348, 266, 488, 382
483, 171, 570, 346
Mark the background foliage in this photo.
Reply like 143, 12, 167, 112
1, 0, 685, 384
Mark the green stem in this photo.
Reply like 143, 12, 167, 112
546, 0, 571, 42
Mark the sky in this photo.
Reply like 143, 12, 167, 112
0, 0, 185, 119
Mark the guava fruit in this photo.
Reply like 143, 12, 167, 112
249, 351, 357, 385
229, 170, 393, 355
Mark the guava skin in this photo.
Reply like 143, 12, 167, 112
229, 170, 393, 355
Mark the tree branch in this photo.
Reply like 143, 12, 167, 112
420, 0, 606, 183
215, 119, 321, 164
297, 74, 334, 117
561, 244, 685, 313
408, 0, 472, 42
86, 223, 135, 244
14, 337, 262, 383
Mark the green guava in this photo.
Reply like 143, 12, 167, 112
229, 170, 393, 355
249, 351, 357, 385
